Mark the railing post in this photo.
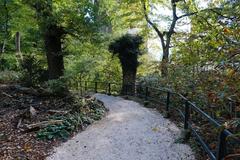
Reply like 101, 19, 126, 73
165, 92, 170, 118
80, 81, 83, 96
184, 100, 190, 130
145, 86, 148, 100
95, 82, 98, 93
125, 84, 128, 95
216, 130, 227, 160
108, 83, 111, 95
183, 99, 191, 140
132, 83, 135, 96
85, 81, 87, 91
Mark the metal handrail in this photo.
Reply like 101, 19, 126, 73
70, 80, 239, 160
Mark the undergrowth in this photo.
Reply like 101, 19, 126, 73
37, 97, 107, 140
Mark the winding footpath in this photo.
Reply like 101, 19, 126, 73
47, 94, 195, 160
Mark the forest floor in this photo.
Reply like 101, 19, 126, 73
0, 84, 107, 160
47, 94, 195, 160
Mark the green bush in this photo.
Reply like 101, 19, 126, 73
37, 112, 100, 140
21, 55, 48, 86
37, 114, 83, 140
44, 78, 69, 96
37, 97, 107, 140
0, 70, 22, 83
0, 55, 18, 71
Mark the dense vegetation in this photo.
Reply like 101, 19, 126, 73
0, 0, 239, 159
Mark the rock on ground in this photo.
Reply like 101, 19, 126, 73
47, 94, 195, 160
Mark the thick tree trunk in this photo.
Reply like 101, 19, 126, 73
44, 25, 64, 80
121, 69, 136, 95
161, 47, 169, 77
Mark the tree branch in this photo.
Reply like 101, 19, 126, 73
165, 0, 178, 49
141, 0, 165, 47
210, 8, 238, 21
178, 12, 197, 19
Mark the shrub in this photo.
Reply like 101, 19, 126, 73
37, 98, 107, 140
0, 70, 22, 83
21, 55, 48, 86
44, 78, 69, 96
0, 55, 18, 71
37, 114, 84, 140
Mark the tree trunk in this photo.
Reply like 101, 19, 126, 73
44, 25, 64, 80
16, 32, 21, 53
1, 0, 8, 54
0, 41, 6, 54
15, 32, 23, 64
161, 47, 169, 77
121, 69, 136, 95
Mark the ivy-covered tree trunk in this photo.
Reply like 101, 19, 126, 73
44, 25, 64, 80
122, 68, 136, 95
109, 34, 143, 95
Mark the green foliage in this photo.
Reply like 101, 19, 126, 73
137, 0, 240, 130
0, 55, 18, 71
37, 97, 107, 140
37, 114, 82, 140
44, 78, 68, 96
109, 34, 144, 71
0, 70, 22, 83
0, 0, 238, 134
108, 0, 146, 35
21, 55, 47, 87
64, 40, 122, 83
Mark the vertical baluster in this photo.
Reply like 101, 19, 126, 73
216, 130, 227, 160
95, 82, 98, 93
184, 100, 190, 130
145, 86, 148, 101
183, 99, 191, 140
108, 83, 111, 95
85, 81, 87, 92
165, 92, 170, 118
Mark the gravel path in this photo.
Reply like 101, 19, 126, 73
47, 94, 195, 160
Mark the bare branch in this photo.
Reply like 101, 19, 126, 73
165, 1, 178, 48
141, 0, 165, 45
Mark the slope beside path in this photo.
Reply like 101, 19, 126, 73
47, 94, 195, 160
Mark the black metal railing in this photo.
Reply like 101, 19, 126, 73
69, 80, 239, 160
